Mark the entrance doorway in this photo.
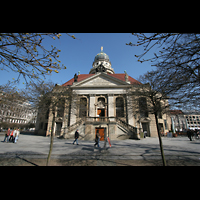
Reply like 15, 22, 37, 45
97, 109, 106, 121
95, 128, 105, 141
97, 109, 105, 117
158, 123, 164, 136
142, 122, 150, 137
56, 122, 62, 136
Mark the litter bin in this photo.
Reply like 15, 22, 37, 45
140, 132, 144, 138
167, 132, 172, 138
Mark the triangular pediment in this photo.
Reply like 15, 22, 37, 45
72, 73, 129, 87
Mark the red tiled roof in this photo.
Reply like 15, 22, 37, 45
108, 74, 141, 85
61, 73, 141, 86
170, 110, 183, 115
62, 74, 94, 86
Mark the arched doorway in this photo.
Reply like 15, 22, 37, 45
96, 97, 107, 119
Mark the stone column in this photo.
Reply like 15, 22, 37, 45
70, 96, 77, 126
89, 94, 96, 117
108, 94, 115, 121
126, 94, 134, 126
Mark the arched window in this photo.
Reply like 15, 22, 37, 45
116, 97, 124, 117
98, 97, 105, 105
79, 97, 87, 117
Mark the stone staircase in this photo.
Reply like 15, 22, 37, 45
116, 117, 139, 140
60, 119, 84, 139
59, 117, 139, 140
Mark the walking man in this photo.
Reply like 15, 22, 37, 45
3, 128, 10, 143
73, 129, 79, 145
187, 129, 193, 141
94, 130, 101, 148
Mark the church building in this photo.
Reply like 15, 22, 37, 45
35, 47, 171, 140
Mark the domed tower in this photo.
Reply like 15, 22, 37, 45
89, 47, 115, 74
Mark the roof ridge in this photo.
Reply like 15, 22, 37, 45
61, 73, 141, 86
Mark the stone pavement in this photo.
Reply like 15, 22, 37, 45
0, 132, 200, 166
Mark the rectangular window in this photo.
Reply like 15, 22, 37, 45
139, 97, 148, 118
164, 120, 168, 130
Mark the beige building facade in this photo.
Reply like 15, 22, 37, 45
35, 47, 171, 140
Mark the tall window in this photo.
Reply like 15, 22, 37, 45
157, 101, 162, 119
139, 97, 148, 117
116, 97, 124, 117
57, 99, 65, 117
79, 98, 87, 117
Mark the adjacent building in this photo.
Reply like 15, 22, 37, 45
170, 110, 200, 132
0, 92, 37, 129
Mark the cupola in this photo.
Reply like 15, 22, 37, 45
89, 47, 115, 74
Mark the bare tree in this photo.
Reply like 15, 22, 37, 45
21, 81, 82, 166
126, 33, 200, 110
127, 71, 171, 166
0, 82, 37, 129
0, 33, 76, 84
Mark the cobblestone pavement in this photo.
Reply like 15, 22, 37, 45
0, 132, 200, 166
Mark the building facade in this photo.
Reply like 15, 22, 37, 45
184, 110, 200, 130
170, 110, 187, 132
0, 93, 37, 129
35, 47, 171, 140
170, 110, 200, 132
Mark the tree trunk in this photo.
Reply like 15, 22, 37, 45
154, 112, 166, 166
46, 113, 55, 166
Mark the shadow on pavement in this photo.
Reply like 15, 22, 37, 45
15, 155, 39, 166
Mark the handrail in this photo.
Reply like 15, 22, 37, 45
61, 116, 137, 138
116, 117, 137, 133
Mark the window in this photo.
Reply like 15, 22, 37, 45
46, 109, 49, 119
164, 120, 168, 130
116, 97, 124, 117
57, 99, 65, 118
79, 98, 87, 117
139, 97, 148, 118
156, 102, 162, 119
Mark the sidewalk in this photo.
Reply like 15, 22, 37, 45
0, 133, 200, 166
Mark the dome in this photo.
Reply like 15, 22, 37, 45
94, 47, 110, 62
90, 47, 114, 74
94, 51, 110, 62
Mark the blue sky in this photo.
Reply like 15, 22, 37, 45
0, 33, 156, 88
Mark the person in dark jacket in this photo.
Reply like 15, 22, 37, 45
187, 129, 193, 141
73, 129, 79, 145
3, 128, 10, 143
94, 130, 101, 148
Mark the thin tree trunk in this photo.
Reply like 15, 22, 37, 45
154, 112, 166, 166
46, 113, 55, 166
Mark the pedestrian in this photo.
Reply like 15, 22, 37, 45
94, 130, 101, 148
3, 128, 10, 143
73, 129, 79, 145
187, 129, 193, 141
14, 128, 20, 143
9, 129, 15, 143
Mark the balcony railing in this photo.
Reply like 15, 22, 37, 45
85, 117, 115, 122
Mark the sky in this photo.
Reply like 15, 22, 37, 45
0, 33, 156, 89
